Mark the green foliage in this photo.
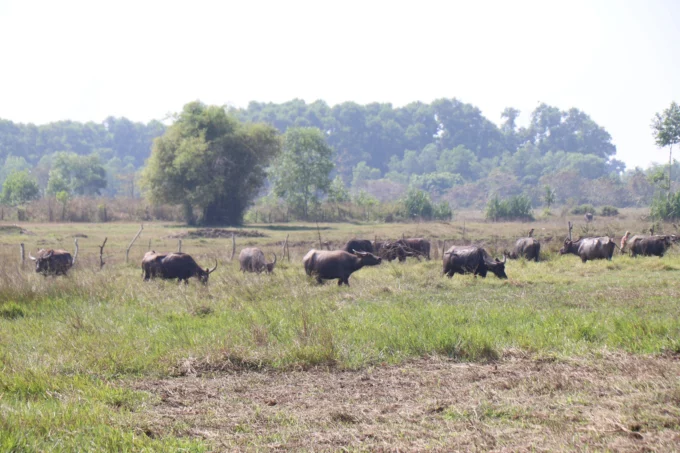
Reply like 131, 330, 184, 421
409, 172, 463, 195
433, 201, 453, 221
46, 152, 107, 196
0, 302, 25, 319
327, 175, 350, 204
543, 186, 556, 208
486, 195, 534, 221
402, 187, 433, 219
143, 101, 281, 225
652, 102, 680, 150
650, 192, 680, 220
1, 171, 40, 206
271, 127, 334, 220
436, 145, 480, 180
571, 204, 596, 215
599, 206, 619, 217
351, 161, 381, 188
353, 190, 379, 221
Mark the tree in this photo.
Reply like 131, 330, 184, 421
271, 127, 334, 220
351, 161, 381, 188
327, 175, 350, 218
652, 102, 680, 200
46, 152, 107, 196
543, 186, 556, 212
1, 171, 40, 206
143, 102, 280, 225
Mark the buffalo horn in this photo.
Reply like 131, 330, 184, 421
270, 252, 277, 265
28, 252, 36, 261
208, 260, 218, 274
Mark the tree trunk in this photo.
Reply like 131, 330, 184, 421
669, 145, 673, 201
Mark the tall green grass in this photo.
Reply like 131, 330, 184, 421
1, 219, 680, 450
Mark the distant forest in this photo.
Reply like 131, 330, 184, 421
0, 99, 669, 215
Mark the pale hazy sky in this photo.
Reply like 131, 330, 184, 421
1, 0, 678, 169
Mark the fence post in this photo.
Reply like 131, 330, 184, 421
125, 224, 143, 263
99, 237, 108, 269
178, 239, 182, 253
20, 243, 25, 268
230, 233, 236, 261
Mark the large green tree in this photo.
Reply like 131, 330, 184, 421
271, 127, 334, 220
46, 152, 107, 196
1, 170, 40, 205
652, 101, 680, 200
143, 102, 280, 225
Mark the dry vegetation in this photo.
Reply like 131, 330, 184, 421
1, 209, 679, 451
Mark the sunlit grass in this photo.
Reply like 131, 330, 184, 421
0, 217, 678, 450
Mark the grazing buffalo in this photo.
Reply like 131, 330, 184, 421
400, 238, 431, 260
239, 247, 277, 273
506, 237, 540, 262
584, 213, 594, 222
559, 237, 615, 262
29, 248, 76, 275
141, 250, 167, 280
303, 249, 382, 286
628, 235, 675, 257
443, 246, 508, 279
342, 239, 374, 254
142, 252, 217, 284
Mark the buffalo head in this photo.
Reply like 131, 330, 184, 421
353, 249, 382, 266
487, 254, 508, 279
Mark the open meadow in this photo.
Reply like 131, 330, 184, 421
1, 211, 680, 451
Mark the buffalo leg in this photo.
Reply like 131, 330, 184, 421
316, 276, 324, 285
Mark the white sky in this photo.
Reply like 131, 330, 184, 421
0, 0, 678, 169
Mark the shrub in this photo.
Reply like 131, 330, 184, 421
599, 206, 619, 217
571, 204, 596, 215
485, 195, 534, 221
650, 192, 680, 220
402, 187, 434, 219
433, 201, 453, 221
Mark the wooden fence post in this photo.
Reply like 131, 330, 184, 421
125, 224, 143, 263
20, 243, 25, 268
282, 234, 289, 262
99, 237, 108, 269
231, 233, 236, 260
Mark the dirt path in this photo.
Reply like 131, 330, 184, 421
132, 353, 680, 451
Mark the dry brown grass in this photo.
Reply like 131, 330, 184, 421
132, 353, 680, 452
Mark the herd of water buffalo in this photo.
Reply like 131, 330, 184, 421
25, 230, 679, 286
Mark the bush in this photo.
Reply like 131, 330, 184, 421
402, 187, 434, 219
433, 201, 453, 221
599, 206, 619, 217
485, 195, 534, 221
650, 192, 680, 220
571, 204, 596, 215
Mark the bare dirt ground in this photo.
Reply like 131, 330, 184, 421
132, 353, 680, 452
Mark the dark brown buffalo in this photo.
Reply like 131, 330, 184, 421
143, 252, 217, 284
401, 238, 431, 260
141, 251, 168, 280
442, 245, 507, 279
239, 247, 277, 273
628, 235, 675, 257
29, 248, 76, 275
559, 237, 615, 262
506, 237, 540, 262
584, 213, 594, 222
342, 239, 374, 254
303, 249, 382, 286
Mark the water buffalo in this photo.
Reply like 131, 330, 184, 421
303, 249, 382, 286
401, 238, 431, 260
443, 245, 507, 279
628, 235, 675, 257
559, 237, 615, 262
142, 251, 168, 280
29, 248, 76, 275
584, 213, 594, 222
143, 252, 217, 284
506, 237, 540, 262
239, 247, 277, 273
342, 239, 374, 254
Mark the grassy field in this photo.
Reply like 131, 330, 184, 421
1, 212, 680, 451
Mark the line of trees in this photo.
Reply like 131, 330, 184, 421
2, 98, 680, 224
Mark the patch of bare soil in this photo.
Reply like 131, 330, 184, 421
0, 225, 34, 235
131, 354, 680, 451
167, 228, 268, 239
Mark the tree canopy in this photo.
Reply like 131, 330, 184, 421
142, 101, 280, 225
270, 127, 334, 220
